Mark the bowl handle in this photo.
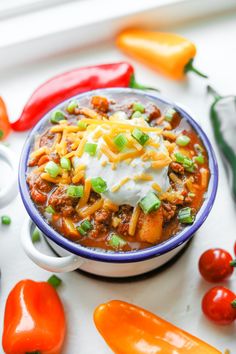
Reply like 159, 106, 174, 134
21, 218, 84, 272
0, 145, 18, 208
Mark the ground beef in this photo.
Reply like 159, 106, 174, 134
48, 186, 78, 217
49, 152, 60, 164
39, 129, 56, 148
162, 202, 177, 223
116, 205, 132, 236
145, 103, 161, 122
90, 208, 112, 237
91, 96, 109, 113
27, 174, 52, 193
169, 162, 184, 175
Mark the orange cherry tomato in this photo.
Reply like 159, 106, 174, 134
198, 248, 235, 282
202, 286, 236, 325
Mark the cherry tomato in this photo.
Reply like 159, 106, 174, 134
202, 286, 236, 325
198, 248, 235, 282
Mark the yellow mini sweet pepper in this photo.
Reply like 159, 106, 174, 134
94, 300, 221, 354
116, 29, 207, 80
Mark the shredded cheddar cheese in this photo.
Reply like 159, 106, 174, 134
128, 205, 141, 236
79, 118, 163, 133
133, 174, 153, 181
76, 179, 91, 209
104, 199, 119, 212
152, 182, 162, 193
111, 177, 130, 192
78, 198, 104, 218
72, 170, 84, 184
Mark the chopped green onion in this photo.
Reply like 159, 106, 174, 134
32, 227, 41, 243
77, 226, 87, 236
84, 142, 97, 156
188, 192, 195, 197
108, 233, 127, 249
164, 108, 177, 122
77, 219, 93, 236
1, 215, 11, 225
91, 177, 107, 194
45, 205, 55, 214
131, 111, 142, 119
194, 154, 205, 164
0, 130, 3, 139
113, 133, 128, 151
67, 185, 84, 198
133, 102, 145, 113
139, 192, 161, 214
194, 143, 204, 154
178, 207, 195, 224
77, 121, 87, 130
45, 161, 60, 178
60, 157, 71, 170
174, 152, 195, 172
81, 219, 92, 231
131, 128, 149, 146
174, 152, 185, 164
50, 110, 65, 124
47, 275, 62, 288
67, 100, 78, 114
176, 135, 190, 146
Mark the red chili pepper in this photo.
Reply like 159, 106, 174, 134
198, 248, 236, 282
0, 97, 11, 140
202, 286, 236, 325
2, 279, 66, 354
234, 241, 236, 257
11, 62, 157, 131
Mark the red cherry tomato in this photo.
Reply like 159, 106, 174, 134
198, 248, 235, 282
202, 286, 236, 325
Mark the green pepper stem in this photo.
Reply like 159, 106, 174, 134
207, 85, 222, 100
231, 299, 236, 308
129, 74, 160, 92
230, 259, 236, 267
184, 59, 208, 79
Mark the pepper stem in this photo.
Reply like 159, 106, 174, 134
231, 299, 236, 308
230, 259, 236, 267
129, 74, 160, 92
207, 85, 222, 100
184, 59, 208, 79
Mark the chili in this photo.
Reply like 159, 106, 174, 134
116, 29, 208, 80
94, 300, 221, 353
2, 279, 66, 354
11, 62, 158, 131
0, 97, 11, 140
208, 85, 236, 200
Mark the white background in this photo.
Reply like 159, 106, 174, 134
0, 5, 236, 353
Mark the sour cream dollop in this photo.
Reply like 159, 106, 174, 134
73, 117, 170, 207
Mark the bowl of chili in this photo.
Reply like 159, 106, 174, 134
19, 88, 218, 277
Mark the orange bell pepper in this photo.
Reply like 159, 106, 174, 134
94, 300, 221, 354
116, 29, 207, 80
0, 97, 11, 140
2, 279, 66, 354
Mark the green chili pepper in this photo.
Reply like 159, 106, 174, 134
208, 85, 236, 199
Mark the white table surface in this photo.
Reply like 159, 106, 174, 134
1, 10, 236, 354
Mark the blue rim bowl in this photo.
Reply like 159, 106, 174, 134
19, 88, 218, 263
